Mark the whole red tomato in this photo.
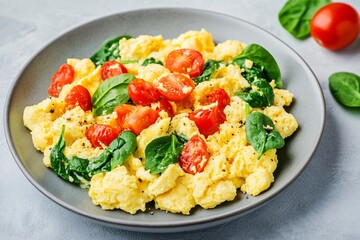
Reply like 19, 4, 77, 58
310, 3, 360, 50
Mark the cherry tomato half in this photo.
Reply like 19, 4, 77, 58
101, 60, 128, 80
310, 3, 360, 50
48, 63, 75, 97
128, 78, 161, 106
127, 106, 160, 135
153, 99, 175, 118
207, 89, 231, 110
65, 85, 92, 111
179, 135, 210, 175
156, 74, 195, 102
114, 104, 159, 135
188, 106, 226, 137
114, 104, 136, 130
165, 49, 204, 78
85, 124, 121, 148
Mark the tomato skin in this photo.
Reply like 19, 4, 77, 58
128, 78, 161, 105
65, 85, 92, 111
153, 99, 175, 118
156, 74, 195, 102
85, 124, 121, 148
310, 3, 360, 50
207, 89, 231, 110
126, 106, 160, 135
179, 135, 209, 175
188, 106, 226, 137
114, 104, 159, 135
101, 60, 128, 80
165, 49, 204, 78
114, 104, 136, 129
48, 64, 75, 97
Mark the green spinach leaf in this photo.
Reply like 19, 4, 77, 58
90, 35, 132, 67
87, 130, 137, 174
194, 60, 222, 85
278, 0, 331, 39
233, 58, 267, 84
50, 126, 70, 181
174, 132, 189, 144
329, 72, 360, 107
233, 44, 282, 88
245, 112, 284, 158
50, 126, 137, 186
235, 79, 274, 108
92, 73, 135, 116
145, 134, 185, 174
110, 131, 137, 169
86, 139, 123, 173
68, 157, 92, 184
141, 57, 164, 66
50, 127, 91, 185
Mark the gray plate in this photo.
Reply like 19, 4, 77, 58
4, 8, 325, 233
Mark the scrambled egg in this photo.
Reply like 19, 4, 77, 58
23, 29, 298, 215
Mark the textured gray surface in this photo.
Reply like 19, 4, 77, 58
1, 0, 360, 239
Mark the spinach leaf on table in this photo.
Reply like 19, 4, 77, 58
91, 73, 135, 116
245, 112, 284, 158
90, 35, 132, 67
50, 126, 137, 187
233, 44, 282, 88
235, 79, 274, 108
145, 134, 187, 174
278, 0, 331, 39
329, 72, 360, 107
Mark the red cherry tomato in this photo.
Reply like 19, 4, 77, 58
48, 63, 75, 97
127, 106, 160, 135
207, 89, 231, 110
65, 85, 92, 111
310, 3, 360, 50
156, 74, 195, 102
85, 124, 121, 148
188, 107, 226, 137
179, 135, 209, 175
114, 104, 159, 135
165, 49, 204, 78
128, 78, 161, 106
101, 60, 128, 80
153, 99, 175, 118
114, 104, 136, 130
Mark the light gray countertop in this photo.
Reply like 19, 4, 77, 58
1, 0, 360, 239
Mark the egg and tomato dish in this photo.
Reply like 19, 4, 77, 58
23, 29, 298, 215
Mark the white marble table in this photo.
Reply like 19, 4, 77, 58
1, 0, 360, 239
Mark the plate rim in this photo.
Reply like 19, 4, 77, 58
4, 7, 326, 231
